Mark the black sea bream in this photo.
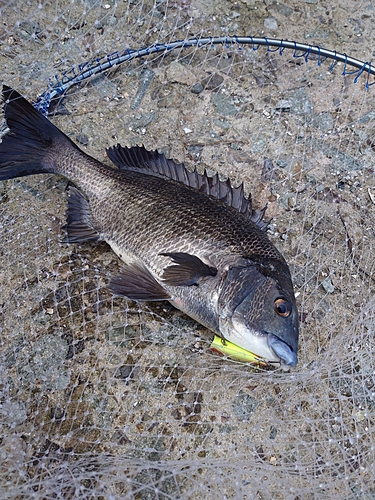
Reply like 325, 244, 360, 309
0, 86, 299, 367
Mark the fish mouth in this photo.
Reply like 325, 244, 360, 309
267, 333, 298, 367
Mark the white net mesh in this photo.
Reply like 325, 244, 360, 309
1, 1, 375, 498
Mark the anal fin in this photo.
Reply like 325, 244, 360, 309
63, 186, 100, 243
109, 262, 171, 300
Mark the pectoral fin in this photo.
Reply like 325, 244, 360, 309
160, 252, 217, 286
109, 262, 171, 300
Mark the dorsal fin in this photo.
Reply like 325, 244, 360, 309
106, 144, 268, 230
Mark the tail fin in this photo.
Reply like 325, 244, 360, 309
0, 86, 74, 180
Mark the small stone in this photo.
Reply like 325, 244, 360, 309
190, 82, 204, 94
166, 61, 196, 86
19, 334, 70, 391
213, 118, 231, 130
201, 73, 224, 91
313, 112, 334, 132
232, 392, 258, 421
288, 89, 314, 117
288, 196, 296, 209
76, 133, 89, 145
249, 135, 268, 153
18, 20, 42, 35
275, 99, 292, 111
131, 68, 155, 109
1, 401, 27, 426
50, 101, 71, 116
103, 15, 118, 27
310, 139, 362, 170
211, 94, 241, 116
305, 28, 329, 40
130, 111, 155, 129
267, 2, 293, 17
276, 159, 288, 168
354, 410, 366, 422
17, 20, 43, 43
264, 17, 278, 30
321, 277, 335, 294
269, 426, 277, 439
92, 75, 118, 98
262, 158, 279, 181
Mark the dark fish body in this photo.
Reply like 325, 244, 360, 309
0, 86, 299, 367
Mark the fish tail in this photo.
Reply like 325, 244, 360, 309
0, 85, 74, 180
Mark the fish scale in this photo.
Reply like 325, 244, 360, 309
0, 85, 299, 367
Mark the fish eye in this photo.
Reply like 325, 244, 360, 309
274, 298, 291, 317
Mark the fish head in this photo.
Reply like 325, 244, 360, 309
218, 261, 299, 367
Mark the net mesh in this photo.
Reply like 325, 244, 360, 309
1, 1, 375, 498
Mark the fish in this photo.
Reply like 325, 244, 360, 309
0, 85, 299, 367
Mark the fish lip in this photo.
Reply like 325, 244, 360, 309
267, 332, 298, 367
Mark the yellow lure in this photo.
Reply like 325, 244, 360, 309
210, 335, 267, 366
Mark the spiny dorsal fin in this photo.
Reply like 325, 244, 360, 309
106, 144, 268, 230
